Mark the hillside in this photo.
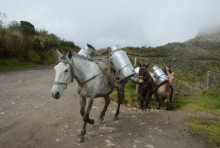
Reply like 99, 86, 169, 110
125, 31, 219, 98
0, 20, 80, 70
98, 30, 220, 100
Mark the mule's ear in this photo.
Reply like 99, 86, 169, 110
145, 63, 150, 69
137, 61, 142, 67
56, 49, 63, 59
67, 50, 72, 59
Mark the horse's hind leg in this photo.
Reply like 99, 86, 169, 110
77, 97, 94, 143
99, 96, 110, 124
115, 83, 125, 120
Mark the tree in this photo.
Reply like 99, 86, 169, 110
20, 20, 35, 35
0, 20, 3, 28
8, 21, 20, 31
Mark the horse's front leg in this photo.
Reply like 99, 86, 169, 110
99, 96, 110, 124
115, 83, 125, 120
77, 97, 94, 143
80, 97, 86, 117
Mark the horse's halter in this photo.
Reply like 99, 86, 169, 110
53, 59, 74, 89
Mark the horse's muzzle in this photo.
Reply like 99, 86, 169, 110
52, 92, 60, 99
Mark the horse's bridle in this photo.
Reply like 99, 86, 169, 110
53, 58, 103, 88
53, 59, 74, 89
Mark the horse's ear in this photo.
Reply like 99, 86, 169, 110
56, 49, 63, 59
67, 50, 72, 59
145, 63, 150, 69
137, 61, 142, 67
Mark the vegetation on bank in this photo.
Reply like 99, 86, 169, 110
172, 88, 220, 115
0, 20, 80, 70
179, 88, 220, 148
124, 45, 219, 98
186, 116, 220, 147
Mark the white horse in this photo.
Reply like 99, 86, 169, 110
51, 49, 126, 142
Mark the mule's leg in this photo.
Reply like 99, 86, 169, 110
115, 83, 125, 120
80, 97, 86, 117
99, 96, 110, 124
144, 91, 152, 109
166, 94, 170, 110
157, 97, 162, 110
77, 97, 94, 143
138, 91, 145, 110
139, 95, 145, 110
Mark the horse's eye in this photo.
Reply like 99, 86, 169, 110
64, 70, 68, 72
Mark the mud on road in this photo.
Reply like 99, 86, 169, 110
0, 66, 208, 148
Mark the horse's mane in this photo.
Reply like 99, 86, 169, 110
61, 52, 94, 62
73, 53, 94, 62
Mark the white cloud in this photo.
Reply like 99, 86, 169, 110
1, 0, 220, 49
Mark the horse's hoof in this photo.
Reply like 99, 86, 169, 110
77, 135, 84, 143
157, 106, 160, 110
98, 118, 104, 124
88, 119, 95, 125
114, 116, 118, 121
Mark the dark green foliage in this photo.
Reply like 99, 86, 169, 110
20, 21, 35, 35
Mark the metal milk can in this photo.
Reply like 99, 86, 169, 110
110, 46, 135, 80
78, 44, 96, 59
151, 65, 168, 86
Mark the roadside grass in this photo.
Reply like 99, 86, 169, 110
110, 81, 137, 105
0, 58, 38, 71
170, 88, 220, 115
186, 116, 220, 147
170, 88, 220, 147
124, 81, 137, 104
0, 52, 57, 71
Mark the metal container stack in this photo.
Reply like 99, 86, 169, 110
110, 46, 135, 80
78, 44, 96, 59
151, 65, 168, 86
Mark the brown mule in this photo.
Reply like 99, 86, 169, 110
157, 71, 175, 110
137, 62, 157, 109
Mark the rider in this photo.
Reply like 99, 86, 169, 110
163, 64, 174, 103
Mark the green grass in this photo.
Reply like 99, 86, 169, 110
124, 81, 137, 104
0, 51, 57, 71
171, 88, 220, 115
110, 81, 137, 105
186, 116, 220, 147
0, 58, 38, 71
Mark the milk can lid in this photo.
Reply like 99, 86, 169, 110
111, 45, 120, 51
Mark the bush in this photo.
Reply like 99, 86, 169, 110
0, 20, 80, 69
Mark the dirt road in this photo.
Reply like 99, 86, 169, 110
0, 66, 208, 148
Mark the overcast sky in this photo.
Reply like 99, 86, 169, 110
1, 0, 220, 49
